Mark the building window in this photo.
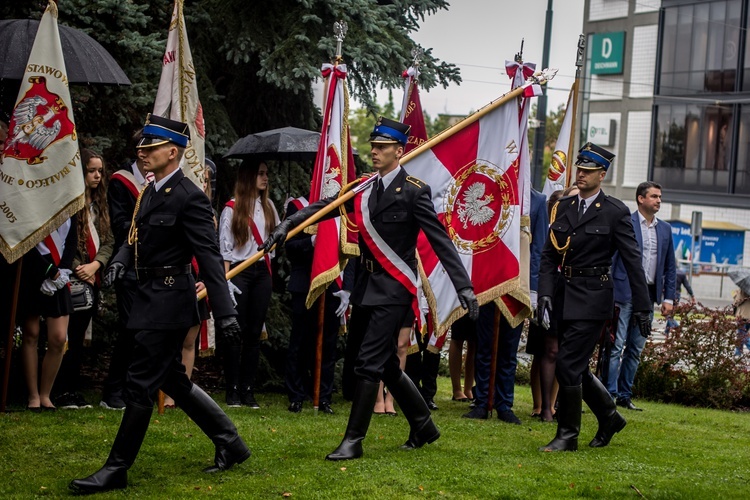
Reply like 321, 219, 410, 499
653, 103, 733, 193
659, 1, 742, 95
734, 105, 750, 193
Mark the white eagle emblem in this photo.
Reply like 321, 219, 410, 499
7, 95, 62, 152
457, 182, 495, 229
322, 162, 342, 198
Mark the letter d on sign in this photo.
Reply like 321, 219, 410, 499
602, 38, 612, 59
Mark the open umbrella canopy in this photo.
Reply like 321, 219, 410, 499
224, 126, 322, 161
728, 268, 750, 296
0, 19, 131, 85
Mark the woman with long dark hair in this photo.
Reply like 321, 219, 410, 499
219, 160, 279, 408
54, 149, 114, 408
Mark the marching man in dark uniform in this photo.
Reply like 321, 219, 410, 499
537, 142, 651, 452
70, 115, 249, 493
263, 117, 479, 461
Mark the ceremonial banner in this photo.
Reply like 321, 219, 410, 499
543, 84, 576, 197
403, 98, 522, 335
399, 67, 428, 154
153, 0, 205, 188
306, 63, 357, 308
0, 0, 84, 263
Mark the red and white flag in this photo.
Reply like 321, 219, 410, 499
153, 0, 205, 188
402, 98, 522, 335
306, 63, 357, 308
0, 0, 84, 263
399, 67, 428, 154
543, 84, 576, 198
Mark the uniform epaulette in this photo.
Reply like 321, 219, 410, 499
405, 175, 425, 188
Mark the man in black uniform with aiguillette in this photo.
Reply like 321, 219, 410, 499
70, 115, 249, 494
263, 117, 479, 461
537, 142, 651, 452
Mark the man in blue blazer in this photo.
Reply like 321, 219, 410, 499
608, 181, 676, 410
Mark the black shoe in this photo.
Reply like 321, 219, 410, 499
497, 409, 521, 425
99, 395, 126, 410
319, 402, 334, 415
425, 399, 439, 411
226, 387, 241, 408
616, 398, 643, 411
241, 391, 260, 409
288, 401, 303, 413
462, 406, 488, 419
57, 392, 92, 409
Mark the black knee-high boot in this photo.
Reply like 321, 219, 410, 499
325, 379, 380, 461
69, 402, 153, 493
583, 371, 626, 447
175, 384, 251, 472
539, 385, 581, 452
386, 371, 440, 450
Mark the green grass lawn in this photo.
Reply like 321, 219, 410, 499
1, 378, 748, 499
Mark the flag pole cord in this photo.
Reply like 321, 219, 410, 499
401, 69, 556, 167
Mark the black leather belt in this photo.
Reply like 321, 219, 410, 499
361, 256, 382, 273
136, 264, 192, 280
563, 266, 610, 278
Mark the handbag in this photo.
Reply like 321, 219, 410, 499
69, 277, 95, 312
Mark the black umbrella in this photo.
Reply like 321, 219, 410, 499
224, 126, 321, 161
0, 19, 131, 85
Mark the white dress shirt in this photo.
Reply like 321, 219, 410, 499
219, 197, 281, 263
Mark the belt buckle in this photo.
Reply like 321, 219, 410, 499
365, 259, 374, 273
564, 266, 572, 278
164, 276, 175, 286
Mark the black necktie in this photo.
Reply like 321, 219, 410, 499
376, 178, 384, 202
578, 199, 586, 221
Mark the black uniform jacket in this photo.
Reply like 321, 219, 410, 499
289, 168, 472, 307
111, 169, 236, 330
285, 202, 354, 295
538, 191, 650, 321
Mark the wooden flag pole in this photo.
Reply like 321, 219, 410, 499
197, 175, 377, 302
312, 294, 325, 413
566, 35, 585, 189
1, 260, 23, 413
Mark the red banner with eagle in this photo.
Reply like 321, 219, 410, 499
0, 0, 84, 263
306, 63, 357, 308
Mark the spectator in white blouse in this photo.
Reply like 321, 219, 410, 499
219, 161, 280, 408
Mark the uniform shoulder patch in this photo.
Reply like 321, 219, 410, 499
405, 175, 425, 188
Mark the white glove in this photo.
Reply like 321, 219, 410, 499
227, 279, 242, 308
311, 234, 317, 247
40, 279, 57, 296
530, 290, 538, 312
333, 290, 350, 317
53, 268, 72, 289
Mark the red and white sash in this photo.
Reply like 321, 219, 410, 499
110, 168, 143, 199
37, 218, 71, 266
353, 182, 421, 325
225, 200, 271, 275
